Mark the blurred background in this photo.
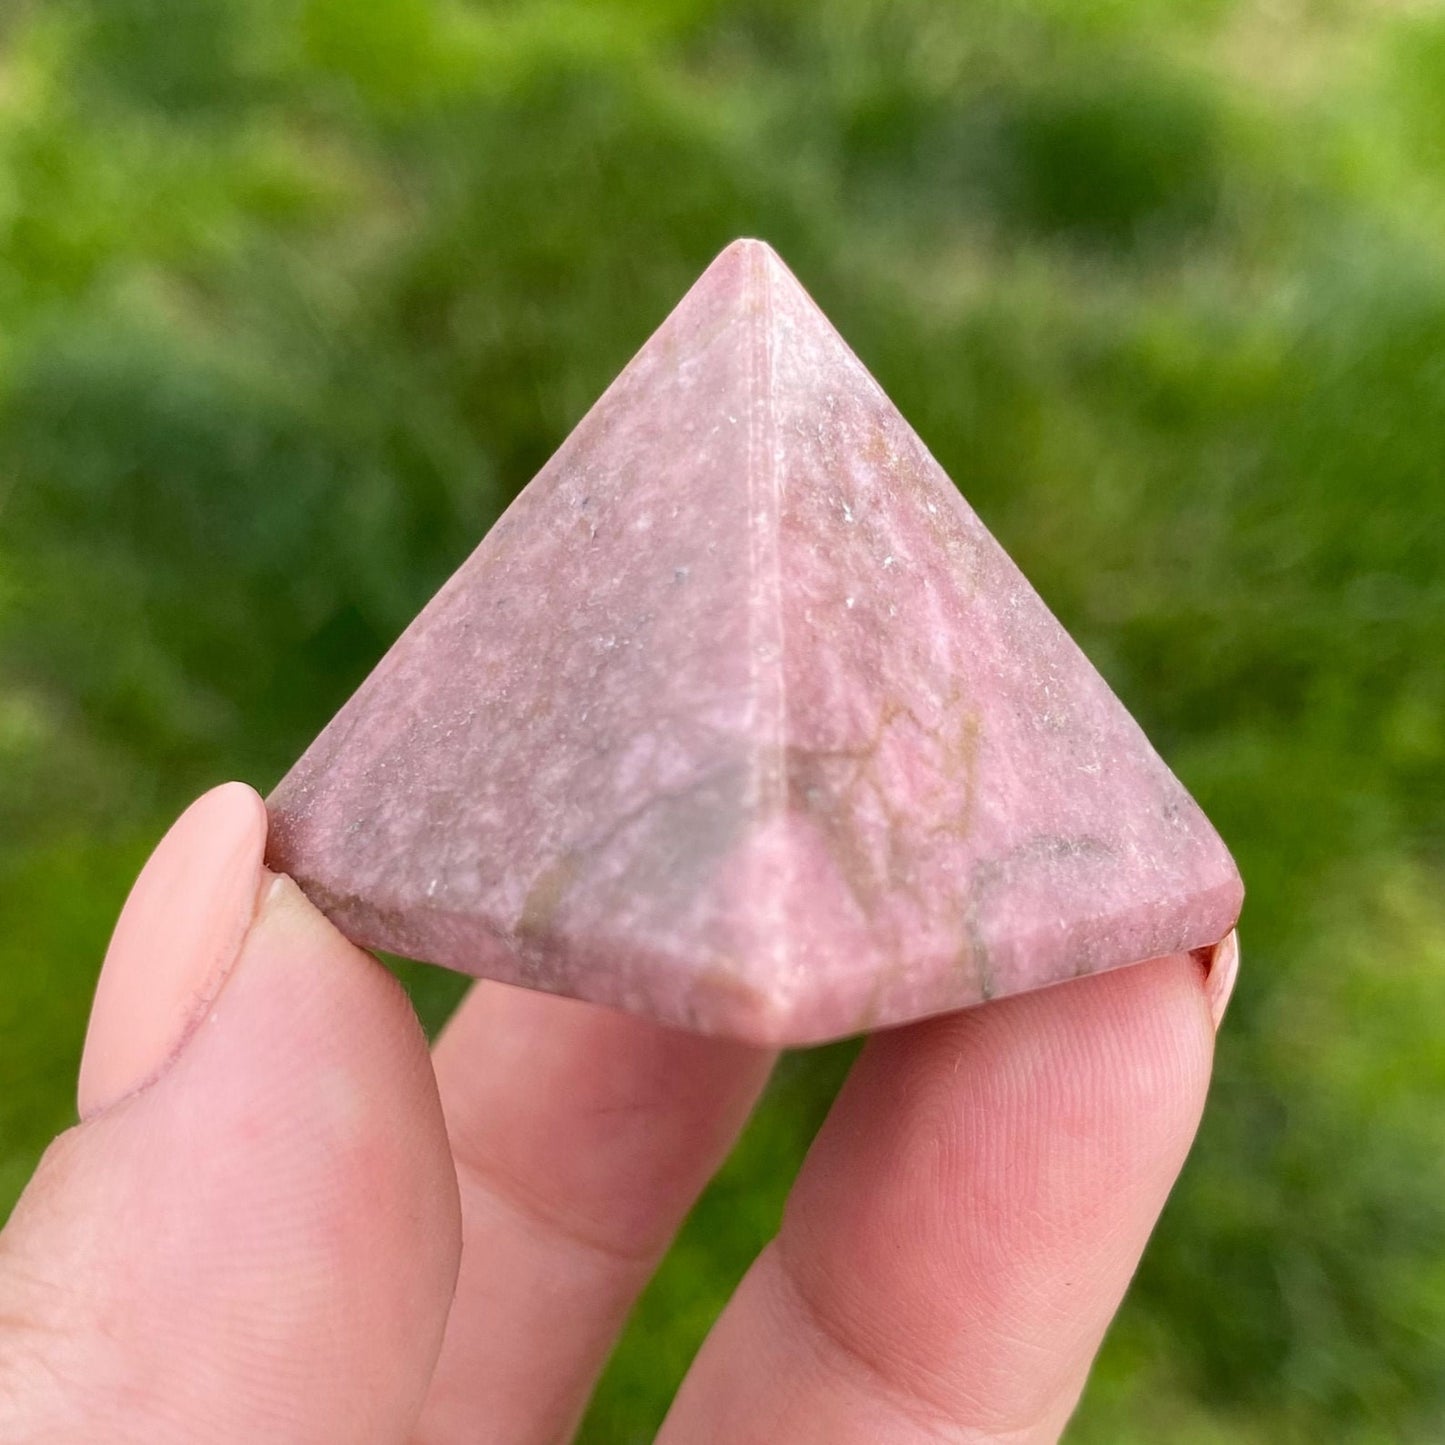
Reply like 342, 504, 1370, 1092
1, 0, 1442, 1438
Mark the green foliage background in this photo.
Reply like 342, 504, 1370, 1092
2, 0, 1443, 1438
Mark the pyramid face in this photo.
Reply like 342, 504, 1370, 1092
266, 240, 1242, 1044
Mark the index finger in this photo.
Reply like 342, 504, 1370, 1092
660, 949, 1222, 1443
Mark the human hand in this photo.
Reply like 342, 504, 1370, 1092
0, 782, 1238, 1443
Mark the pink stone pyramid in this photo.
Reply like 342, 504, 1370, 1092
267, 240, 1242, 1045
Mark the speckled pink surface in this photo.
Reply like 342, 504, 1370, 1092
267, 239, 1243, 1045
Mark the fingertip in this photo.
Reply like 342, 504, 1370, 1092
1200, 929, 1241, 1030
853, 950, 1215, 1190
1020, 951, 1216, 1152
79, 781, 270, 1119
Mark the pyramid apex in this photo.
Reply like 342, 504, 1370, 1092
714, 236, 783, 266
698, 237, 806, 299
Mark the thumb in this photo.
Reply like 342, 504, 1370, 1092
0, 783, 461, 1444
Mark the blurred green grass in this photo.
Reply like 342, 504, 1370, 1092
1, 0, 1442, 1439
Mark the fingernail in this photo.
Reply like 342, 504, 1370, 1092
78, 782, 270, 1119
1201, 929, 1240, 1031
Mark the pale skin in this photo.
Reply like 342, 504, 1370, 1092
0, 783, 1238, 1443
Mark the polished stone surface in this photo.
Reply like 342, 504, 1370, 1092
267, 239, 1243, 1044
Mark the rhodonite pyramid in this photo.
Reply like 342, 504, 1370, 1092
267, 240, 1243, 1044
